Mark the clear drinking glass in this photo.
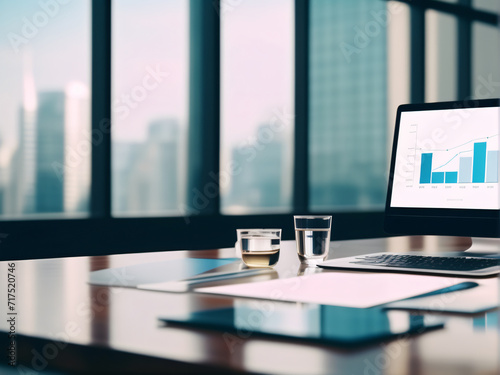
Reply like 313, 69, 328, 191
294, 216, 332, 265
236, 229, 281, 268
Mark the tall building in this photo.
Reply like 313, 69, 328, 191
226, 124, 286, 212
126, 118, 180, 214
4, 147, 21, 216
5, 69, 39, 216
63, 82, 90, 213
112, 142, 142, 214
0, 139, 6, 214
35, 92, 65, 213
309, 0, 388, 209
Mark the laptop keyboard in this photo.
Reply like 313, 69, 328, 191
353, 254, 500, 272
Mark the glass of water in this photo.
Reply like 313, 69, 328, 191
294, 216, 332, 265
237, 229, 281, 268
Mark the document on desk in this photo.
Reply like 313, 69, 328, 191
196, 272, 469, 308
89, 258, 237, 287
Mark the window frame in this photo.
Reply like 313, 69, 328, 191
1, 0, 498, 260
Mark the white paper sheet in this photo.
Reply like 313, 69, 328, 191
196, 272, 468, 308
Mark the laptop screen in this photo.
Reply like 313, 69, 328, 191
390, 105, 500, 210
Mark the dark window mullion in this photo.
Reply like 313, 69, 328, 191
294, 0, 309, 213
457, 0, 472, 99
393, 0, 499, 26
410, 4, 425, 103
186, 0, 221, 215
90, 0, 112, 218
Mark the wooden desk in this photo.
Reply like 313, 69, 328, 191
1, 236, 499, 374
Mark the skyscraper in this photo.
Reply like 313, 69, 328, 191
63, 82, 90, 213
5, 66, 39, 216
112, 142, 141, 214
309, 0, 388, 209
226, 124, 287, 212
126, 118, 180, 214
35, 91, 65, 213
0, 139, 6, 214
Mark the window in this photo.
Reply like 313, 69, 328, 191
473, 0, 500, 13
309, 0, 392, 211
0, 0, 91, 218
0, 0, 499, 260
112, 0, 189, 216
425, 10, 457, 102
220, 0, 294, 214
472, 22, 500, 99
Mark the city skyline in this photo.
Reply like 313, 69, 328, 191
2, 84, 90, 217
0, 77, 292, 218
0, 0, 296, 218
113, 118, 182, 216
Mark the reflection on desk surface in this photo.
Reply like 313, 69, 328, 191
160, 300, 445, 346
0, 237, 499, 375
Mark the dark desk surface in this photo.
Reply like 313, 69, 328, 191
1, 236, 499, 374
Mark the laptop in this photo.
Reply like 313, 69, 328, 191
319, 99, 500, 277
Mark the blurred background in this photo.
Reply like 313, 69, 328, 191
0, 0, 499, 256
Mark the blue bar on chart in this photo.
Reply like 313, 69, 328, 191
420, 153, 432, 184
445, 171, 458, 183
431, 172, 444, 183
459, 157, 472, 183
472, 142, 487, 183
486, 150, 498, 183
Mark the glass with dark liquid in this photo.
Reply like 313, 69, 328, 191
237, 229, 281, 268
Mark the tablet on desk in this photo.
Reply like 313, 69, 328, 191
159, 301, 444, 347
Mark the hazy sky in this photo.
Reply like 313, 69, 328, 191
0, 0, 293, 152
0, 0, 89, 154
221, 0, 294, 145
112, 0, 188, 142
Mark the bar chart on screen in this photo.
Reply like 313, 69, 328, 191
418, 135, 499, 185
390, 106, 500, 209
